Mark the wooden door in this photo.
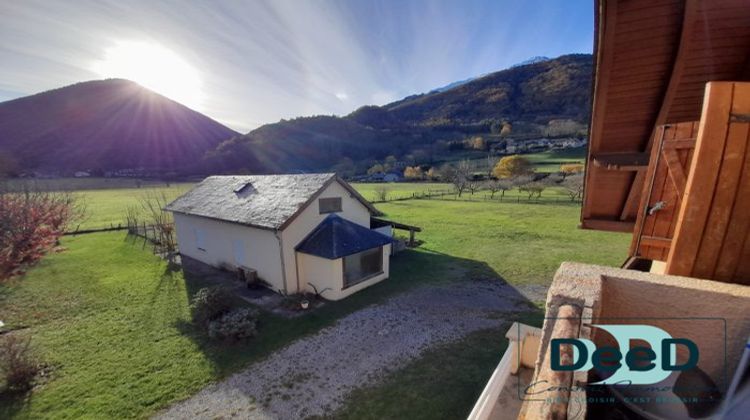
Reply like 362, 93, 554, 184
630, 121, 699, 261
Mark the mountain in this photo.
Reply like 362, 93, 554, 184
0, 79, 238, 175
207, 53, 593, 174
511, 56, 550, 68
428, 76, 480, 94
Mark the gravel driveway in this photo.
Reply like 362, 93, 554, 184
157, 279, 532, 419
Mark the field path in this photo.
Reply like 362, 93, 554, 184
156, 279, 529, 419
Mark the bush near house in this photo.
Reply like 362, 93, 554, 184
207, 308, 260, 341
190, 286, 233, 326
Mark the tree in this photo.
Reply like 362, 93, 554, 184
140, 192, 177, 254
562, 174, 584, 202
490, 120, 503, 134
467, 178, 481, 195
374, 186, 389, 202
0, 187, 85, 280
486, 179, 512, 199
512, 175, 535, 193
493, 155, 534, 179
426, 167, 439, 181
367, 164, 384, 175
332, 157, 355, 178
560, 163, 584, 179
440, 160, 471, 197
469, 136, 486, 150
500, 122, 512, 137
404, 166, 424, 180
384, 155, 398, 172
519, 182, 546, 199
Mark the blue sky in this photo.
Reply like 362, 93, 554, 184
0, 0, 593, 132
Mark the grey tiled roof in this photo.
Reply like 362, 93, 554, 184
165, 174, 337, 229
296, 214, 393, 259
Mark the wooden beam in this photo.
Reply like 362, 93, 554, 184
580, 218, 635, 233
662, 138, 696, 149
652, 0, 699, 129
592, 153, 651, 171
666, 82, 734, 276
662, 148, 688, 196
620, 170, 646, 220
371, 217, 422, 232
640, 235, 672, 249
582, 0, 617, 220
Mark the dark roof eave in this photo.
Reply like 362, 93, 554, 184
168, 209, 279, 231
296, 241, 392, 260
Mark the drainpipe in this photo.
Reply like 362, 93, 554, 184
294, 251, 302, 293
275, 230, 288, 294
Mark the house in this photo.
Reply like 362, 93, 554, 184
165, 173, 393, 301
470, 1, 750, 419
382, 172, 402, 182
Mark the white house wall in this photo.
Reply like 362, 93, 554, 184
296, 252, 341, 298
281, 180, 372, 293
297, 244, 391, 301
173, 213, 285, 292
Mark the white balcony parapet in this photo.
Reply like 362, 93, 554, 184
467, 322, 541, 420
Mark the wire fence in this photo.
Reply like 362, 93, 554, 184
369, 188, 457, 203
370, 187, 582, 205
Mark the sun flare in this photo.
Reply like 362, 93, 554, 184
92, 41, 204, 110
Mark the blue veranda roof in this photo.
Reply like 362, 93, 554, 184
295, 214, 393, 260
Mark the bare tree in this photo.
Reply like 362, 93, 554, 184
519, 182, 546, 199
467, 178, 481, 195
139, 192, 176, 253
512, 175, 535, 194
486, 179, 512, 199
441, 160, 472, 197
374, 185, 389, 202
562, 174, 584, 202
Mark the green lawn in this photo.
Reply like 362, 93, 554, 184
523, 147, 586, 173
0, 198, 629, 419
71, 183, 456, 230
351, 182, 453, 201
379, 199, 625, 285
72, 184, 193, 230
59, 168, 584, 231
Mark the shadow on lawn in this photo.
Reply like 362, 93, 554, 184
166, 247, 544, 379
0, 389, 31, 419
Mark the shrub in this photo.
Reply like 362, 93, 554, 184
0, 189, 85, 281
207, 308, 260, 341
0, 334, 39, 391
190, 287, 232, 326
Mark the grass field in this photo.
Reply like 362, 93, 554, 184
0, 196, 628, 419
69, 182, 578, 231
71, 183, 454, 230
72, 184, 193, 230
523, 147, 586, 172
352, 182, 453, 201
